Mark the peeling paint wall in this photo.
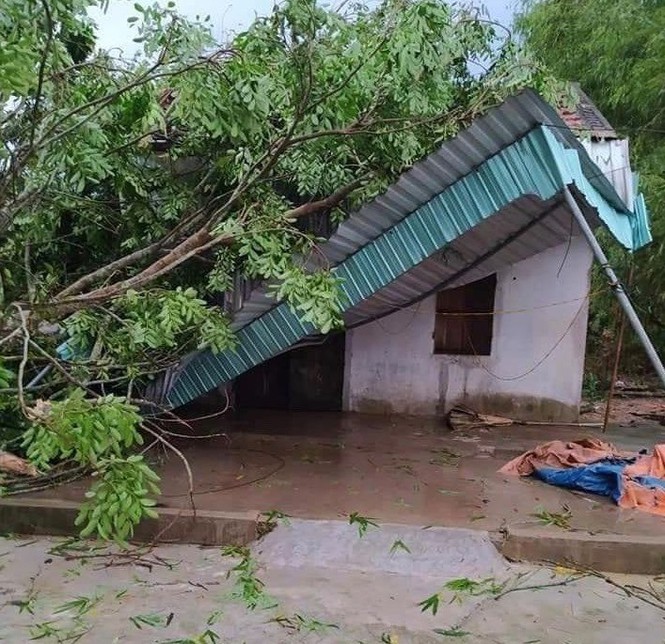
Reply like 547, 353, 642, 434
343, 238, 593, 421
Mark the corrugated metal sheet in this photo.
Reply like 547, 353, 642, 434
158, 110, 651, 409
342, 195, 591, 327
227, 89, 636, 336
632, 179, 652, 250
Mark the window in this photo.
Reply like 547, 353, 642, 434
433, 274, 496, 355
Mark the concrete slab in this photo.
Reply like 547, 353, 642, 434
459, 566, 665, 644
255, 519, 508, 578
1, 527, 664, 643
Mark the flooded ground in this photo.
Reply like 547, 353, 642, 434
23, 409, 665, 538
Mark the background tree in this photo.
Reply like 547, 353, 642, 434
0, 0, 552, 540
517, 0, 665, 380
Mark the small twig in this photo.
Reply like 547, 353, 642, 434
141, 421, 196, 520
26, 338, 98, 397
130, 397, 231, 440
14, 304, 31, 415
545, 560, 665, 613
493, 575, 587, 601
0, 327, 21, 347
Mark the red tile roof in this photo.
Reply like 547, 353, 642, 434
557, 83, 617, 139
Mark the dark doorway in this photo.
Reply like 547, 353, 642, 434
235, 333, 345, 411
234, 352, 290, 409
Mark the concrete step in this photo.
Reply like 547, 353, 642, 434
255, 519, 509, 579
3, 497, 665, 575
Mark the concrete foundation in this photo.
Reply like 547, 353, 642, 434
3, 528, 664, 643
0, 497, 257, 547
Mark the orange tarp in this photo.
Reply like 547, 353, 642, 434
619, 445, 665, 516
498, 438, 627, 476
500, 438, 665, 517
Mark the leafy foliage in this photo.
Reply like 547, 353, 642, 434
129, 611, 174, 629
532, 504, 572, 530
0, 0, 553, 542
221, 545, 275, 611
417, 592, 442, 615
271, 613, 339, 633
389, 538, 411, 554
433, 626, 471, 637
53, 593, 102, 618
418, 576, 508, 614
22, 391, 142, 470
21, 391, 160, 543
159, 633, 220, 644
75, 454, 160, 543
64, 287, 236, 376
517, 0, 665, 375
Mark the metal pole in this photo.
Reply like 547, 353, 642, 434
563, 185, 665, 388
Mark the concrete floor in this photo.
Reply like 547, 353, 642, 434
1, 523, 664, 643
26, 410, 665, 539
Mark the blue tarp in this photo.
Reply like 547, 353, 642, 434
534, 459, 633, 503
536, 458, 665, 503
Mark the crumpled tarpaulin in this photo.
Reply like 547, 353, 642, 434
500, 439, 665, 516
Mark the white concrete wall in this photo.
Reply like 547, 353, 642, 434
582, 138, 633, 210
343, 238, 593, 421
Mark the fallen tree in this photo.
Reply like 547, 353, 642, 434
0, 0, 555, 541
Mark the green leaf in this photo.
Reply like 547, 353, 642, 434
389, 538, 411, 555
129, 612, 170, 629
417, 593, 440, 615
433, 627, 470, 638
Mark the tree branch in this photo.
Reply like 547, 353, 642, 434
283, 176, 367, 219
15, 305, 31, 416
57, 240, 164, 299
49, 176, 366, 309
30, 0, 54, 148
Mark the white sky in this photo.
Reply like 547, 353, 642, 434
90, 0, 518, 55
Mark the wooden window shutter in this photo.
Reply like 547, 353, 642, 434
433, 274, 496, 356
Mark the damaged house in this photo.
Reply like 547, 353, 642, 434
147, 89, 652, 423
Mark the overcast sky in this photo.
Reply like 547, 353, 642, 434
90, 0, 519, 55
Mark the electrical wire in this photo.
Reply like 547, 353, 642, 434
556, 211, 575, 279
375, 300, 422, 335
466, 291, 591, 382
160, 447, 286, 498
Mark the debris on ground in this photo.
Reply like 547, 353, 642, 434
2, 534, 664, 643
0, 450, 38, 477
632, 411, 665, 426
446, 404, 601, 431
615, 383, 665, 399
580, 393, 665, 426
501, 438, 665, 517
532, 504, 573, 529
445, 405, 513, 431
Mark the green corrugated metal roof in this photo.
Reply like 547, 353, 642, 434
165, 124, 651, 408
